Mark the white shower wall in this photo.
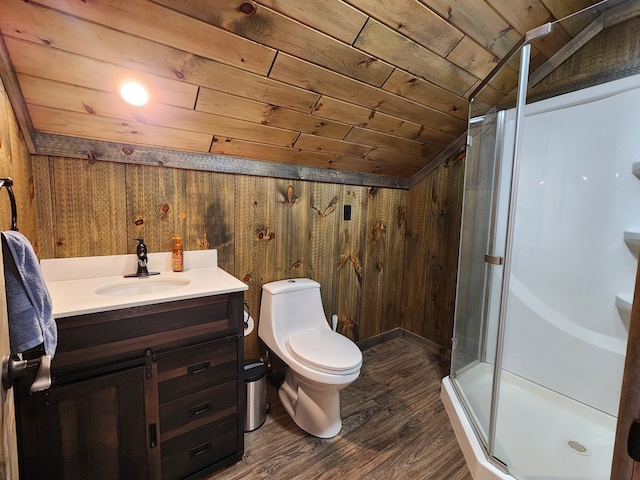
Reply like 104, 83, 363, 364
487, 74, 640, 417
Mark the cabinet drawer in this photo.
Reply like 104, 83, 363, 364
161, 418, 238, 480
159, 379, 237, 440
157, 339, 238, 403
52, 292, 244, 380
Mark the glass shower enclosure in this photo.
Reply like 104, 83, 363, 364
444, 8, 637, 480
449, 39, 533, 474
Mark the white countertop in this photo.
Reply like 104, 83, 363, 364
41, 250, 248, 319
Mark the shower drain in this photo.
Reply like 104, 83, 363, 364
565, 439, 591, 456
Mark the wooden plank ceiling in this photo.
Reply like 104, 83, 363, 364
0, 0, 613, 183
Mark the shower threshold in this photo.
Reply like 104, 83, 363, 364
441, 363, 616, 480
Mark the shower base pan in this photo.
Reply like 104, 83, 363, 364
441, 364, 615, 480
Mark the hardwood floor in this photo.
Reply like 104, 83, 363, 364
206, 338, 472, 480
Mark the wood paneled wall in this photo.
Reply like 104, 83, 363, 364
401, 148, 465, 353
527, 14, 640, 105
0, 76, 36, 243
0, 57, 36, 480
32, 157, 412, 359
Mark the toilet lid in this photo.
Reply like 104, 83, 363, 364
287, 328, 362, 373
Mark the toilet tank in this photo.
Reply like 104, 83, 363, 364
259, 279, 328, 346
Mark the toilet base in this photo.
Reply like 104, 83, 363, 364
278, 369, 342, 438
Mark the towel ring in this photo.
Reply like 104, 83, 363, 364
0, 177, 18, 231
0, 176, 48, 393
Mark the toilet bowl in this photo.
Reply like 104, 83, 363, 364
258, 278, 362, 438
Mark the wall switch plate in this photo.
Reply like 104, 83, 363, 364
344, 205, 351, 221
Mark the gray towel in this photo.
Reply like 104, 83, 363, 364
2, 231, 57, 356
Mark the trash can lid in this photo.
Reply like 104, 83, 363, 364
244, 359, 266, 382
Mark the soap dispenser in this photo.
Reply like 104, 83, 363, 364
172, 236, 183, 272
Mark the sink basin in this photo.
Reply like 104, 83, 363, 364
95, 278, 191, 297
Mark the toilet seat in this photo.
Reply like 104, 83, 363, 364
287, 328, 362, 374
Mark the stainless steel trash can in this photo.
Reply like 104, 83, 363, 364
244, 360, 267, 432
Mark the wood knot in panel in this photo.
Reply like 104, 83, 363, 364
339, 316, 359, 342
396, 207, 405, 227
160, 203, 170, 222
256, 227, 275, 241
338, 253, 362, 285
281, 183, 298, 205
311, 196, 337, 218
200, 231, 210, 249
239, 2, 256, 14
371, 221, 386, 242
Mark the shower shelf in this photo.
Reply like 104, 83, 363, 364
633, 162, 640, 179
616, 293, 633, 312
624, 230, 640, 252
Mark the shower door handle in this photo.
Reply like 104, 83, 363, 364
484, 254, 504, 265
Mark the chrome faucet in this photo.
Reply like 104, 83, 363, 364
124, 238, 159, 277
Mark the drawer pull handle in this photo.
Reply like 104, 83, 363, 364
148, 423, 157, 449
190, 441, 211, 458
188, 361, 210, 375
189, 401, 212, 417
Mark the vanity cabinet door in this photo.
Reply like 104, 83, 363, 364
16, 365, 159, 480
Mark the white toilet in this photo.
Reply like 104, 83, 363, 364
258, 278, 362, 438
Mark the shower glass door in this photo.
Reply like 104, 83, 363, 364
450, 100, 510, 450
450, 42, 531, 468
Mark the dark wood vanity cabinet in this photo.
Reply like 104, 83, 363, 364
15, 291, 245, 480
16, 365, 152, 479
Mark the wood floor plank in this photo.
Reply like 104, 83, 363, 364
205, 338, 471, 480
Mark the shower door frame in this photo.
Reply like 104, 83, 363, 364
485, 40, 533, 457
450, 24, 552, 473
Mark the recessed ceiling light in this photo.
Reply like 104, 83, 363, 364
119, 80, 149, 106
